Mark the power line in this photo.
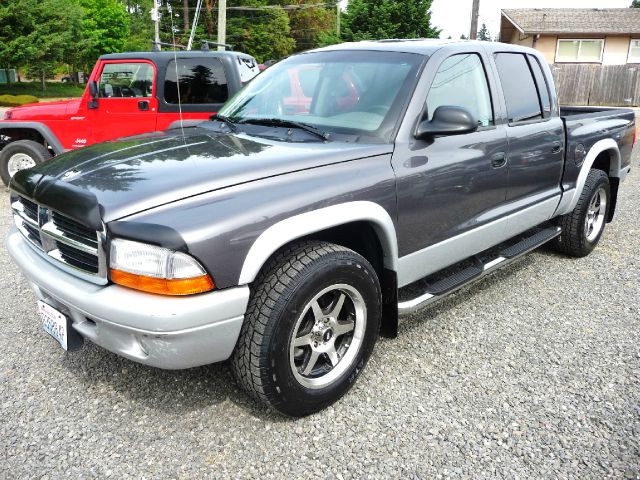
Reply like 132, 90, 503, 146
177, 3, 337, 11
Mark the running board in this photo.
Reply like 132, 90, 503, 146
397, 225, 561, 316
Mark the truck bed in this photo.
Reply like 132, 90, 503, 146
559, 105, 635, 200
560, 105, 635, 121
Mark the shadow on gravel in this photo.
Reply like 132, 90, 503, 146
60, 342, 290, 422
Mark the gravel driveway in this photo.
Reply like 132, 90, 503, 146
1, 149, 639, 479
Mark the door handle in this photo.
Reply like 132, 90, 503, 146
551, 141, 562, 154
138, 100, 149, 111
491, 152, 507, 168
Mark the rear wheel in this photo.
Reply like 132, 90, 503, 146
552, 169, 610, 257
231, 241, 381, 416
0, 139, 51, 186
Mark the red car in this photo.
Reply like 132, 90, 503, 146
0, 50, 258, 185
281, 65, 360, 115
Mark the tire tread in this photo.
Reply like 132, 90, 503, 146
231, 241, 363, 409
553, 169, 609, 257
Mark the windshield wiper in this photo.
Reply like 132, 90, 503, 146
238, 118, 329, 140
210, 114, 238, 132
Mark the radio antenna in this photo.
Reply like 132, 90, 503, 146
167, 4, 187, 145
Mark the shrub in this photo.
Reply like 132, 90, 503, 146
0, 94, 40, 107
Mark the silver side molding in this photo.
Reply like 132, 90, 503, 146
397, 196, 560, 288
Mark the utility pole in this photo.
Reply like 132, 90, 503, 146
183, 0, 190, 32
336, 3, 340, 37
469, 0, 479, 40
217, 0, 227, 51
152, 0, 161, 46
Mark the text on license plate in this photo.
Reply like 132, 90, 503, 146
38, 300, 68, 351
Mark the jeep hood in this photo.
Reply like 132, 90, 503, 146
10, 126, 391, 225
6, 99, 81, 120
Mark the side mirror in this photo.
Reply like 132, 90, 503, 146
415, 105, 478, 140
88, 81, 98, 109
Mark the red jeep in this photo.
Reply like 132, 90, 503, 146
0, 50, 259, 185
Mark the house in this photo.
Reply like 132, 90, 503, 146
500, 8, 640, 65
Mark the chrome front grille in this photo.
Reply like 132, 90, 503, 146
11, 195, 107, 283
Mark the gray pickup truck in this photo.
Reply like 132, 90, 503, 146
6, 40, 635, 416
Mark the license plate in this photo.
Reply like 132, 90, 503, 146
38, 301, 69, 351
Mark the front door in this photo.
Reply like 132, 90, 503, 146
392, 52, 509, 287
91, 60, 158, 143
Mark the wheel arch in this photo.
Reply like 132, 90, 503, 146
0, 122, 65, 154
237, 201, 400, 338
556, 138, 621, 217
590, 148, 621, 222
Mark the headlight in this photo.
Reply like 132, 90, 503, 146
109, 238, 214, 295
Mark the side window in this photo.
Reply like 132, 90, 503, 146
426, 53, 493, 127
164, 58, 229, 104
99, 63, 154, 98
527, 55, 551, 118
494, 53, 542, 123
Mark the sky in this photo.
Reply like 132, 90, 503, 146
430, 0, 632, 40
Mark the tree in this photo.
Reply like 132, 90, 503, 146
226, 1, 295, 62
477, 23, 490, 41
631, 0, 640, 7
0, 0, 83, 91
286, 0, 335, 52
79, 0, 130, 70
122, 1, 154, 51
342, 0, 440, 42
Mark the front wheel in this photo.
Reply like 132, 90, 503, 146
0, 139, 51, 186
231, 241, 381, 416
552, 169, 610, 257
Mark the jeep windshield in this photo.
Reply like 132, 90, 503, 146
217, 50, 424, 142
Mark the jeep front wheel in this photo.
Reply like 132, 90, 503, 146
231, 241, 381, 416
0, 140, 51, 186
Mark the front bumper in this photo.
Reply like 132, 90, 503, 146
6, 227, 250, 369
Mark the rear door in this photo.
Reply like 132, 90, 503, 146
91, 60, 158, 142
493, 52, 564, 232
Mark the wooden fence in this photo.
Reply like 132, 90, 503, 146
550, 63, 640, 107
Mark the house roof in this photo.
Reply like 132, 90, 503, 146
501, 8, 640, 35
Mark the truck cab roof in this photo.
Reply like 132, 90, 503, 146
310, 38, 539, 57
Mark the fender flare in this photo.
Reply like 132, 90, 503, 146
237, 201, 398, 285
555, 138, 622, 216
0, 121, 65, 154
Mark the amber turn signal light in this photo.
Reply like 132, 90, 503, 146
110, 269, 215, 296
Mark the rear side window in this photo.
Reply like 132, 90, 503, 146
164, 58, 228, 104
527, 55, 551, 118
494, 53, 542, 123
426, 53, 493, 127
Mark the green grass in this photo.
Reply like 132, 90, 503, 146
0, 82, 85, 99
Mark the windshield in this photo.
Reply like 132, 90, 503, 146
218, 50, 424, 142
